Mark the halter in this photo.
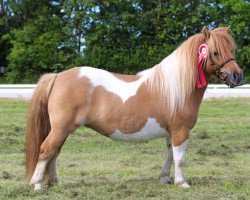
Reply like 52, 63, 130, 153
197, 43, 235, 88
209, 55, 235, 81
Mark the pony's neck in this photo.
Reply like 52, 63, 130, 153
144, 50, 190, 117
142, 32, 211, 118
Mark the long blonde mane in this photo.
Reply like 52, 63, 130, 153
143, 27, 235, 118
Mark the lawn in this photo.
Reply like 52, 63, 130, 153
0, 98, 249, 199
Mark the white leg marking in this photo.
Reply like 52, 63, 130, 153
173, 140, 190, 188
30, 160, 49, 190
159, 139, 173, 184
34, 183, 42, 190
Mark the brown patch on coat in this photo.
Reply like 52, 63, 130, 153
84, 81, 169, 136
48, 67, 93, 131
169, 87, 206, 146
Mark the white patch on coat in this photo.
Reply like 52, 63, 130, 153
137, 68, 154, 77
79, 67, 149, 103
110, 118, 167, 142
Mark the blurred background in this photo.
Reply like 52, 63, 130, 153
0, 0, 249, 83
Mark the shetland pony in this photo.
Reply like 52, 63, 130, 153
26, 26, 243, 190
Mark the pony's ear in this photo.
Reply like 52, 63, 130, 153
227, 25, 233, 35
202, 26, 210, 40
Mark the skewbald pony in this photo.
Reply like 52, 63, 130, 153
25, 26, 242, 190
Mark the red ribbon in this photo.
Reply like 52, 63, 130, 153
196, 43, 207, 88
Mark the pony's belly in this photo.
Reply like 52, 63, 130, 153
110, 118, 168, 142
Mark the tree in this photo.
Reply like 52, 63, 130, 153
0, 0, 249, 83
220, 0, 250, 82
0, 0, 22, 74
5, 0, 82, 82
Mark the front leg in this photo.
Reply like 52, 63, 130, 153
159, 138, 173, 184
173, 139, 190, 188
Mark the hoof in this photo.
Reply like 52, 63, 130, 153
176, 181, 190, 188
34, 183, 42, 190
47, 177, 59, 184
180, 182, 190, 188
159, 176, 172, 184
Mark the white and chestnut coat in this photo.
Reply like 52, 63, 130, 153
25, 27, 243, 190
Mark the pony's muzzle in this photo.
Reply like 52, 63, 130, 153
226, 70, 243, 88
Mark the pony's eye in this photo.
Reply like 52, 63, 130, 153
213, 51, 219, 56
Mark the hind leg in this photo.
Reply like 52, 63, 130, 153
45, 142, 65, 184
30, 160, 49, 190
45, 152, 59, 184
30, 127, 71, 190
30, 76, 90, 190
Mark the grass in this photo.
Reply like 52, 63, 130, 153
0, 98, 249, 199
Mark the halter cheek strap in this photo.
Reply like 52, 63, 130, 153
210, 56, 235, 81
196, 43, 235, 87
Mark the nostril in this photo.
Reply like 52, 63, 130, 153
233, 72, 239, 81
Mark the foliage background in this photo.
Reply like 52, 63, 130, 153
0, 0, 249, 83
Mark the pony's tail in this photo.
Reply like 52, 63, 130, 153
25, 73, 57, 183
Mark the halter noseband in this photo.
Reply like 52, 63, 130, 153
210, 56, 235, 81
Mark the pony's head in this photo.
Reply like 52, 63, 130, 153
145, 26, 243, 118
202, 26, 243, 87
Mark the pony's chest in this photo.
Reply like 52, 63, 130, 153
110, 118, 168, 142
